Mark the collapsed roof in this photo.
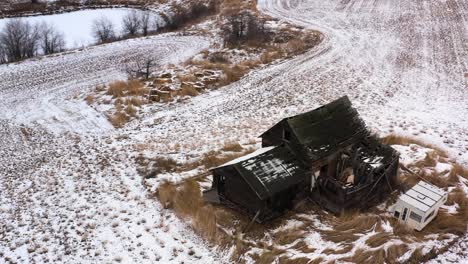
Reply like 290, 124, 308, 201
261, 96, 368, 163
215, 146, 307, 200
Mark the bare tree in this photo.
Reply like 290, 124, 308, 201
122, 10, 140, 37
125, 56, 157, 80
92, 16, 116, 44
221, 10, 268, 46
23, 22, 40, 58
139, 11, 151, 36
0, 19, 40, 62
0, 46, 6, 64
40, 22, 65, 55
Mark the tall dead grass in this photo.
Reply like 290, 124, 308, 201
365, 232, 393, 248
221, 142, 244, 152
109, 111, 129, 128
157, 180, 220, 242
382, 134, 448, 157
178, 86, 199, 97
106, 80, 147, 98
199, 147, 254, 169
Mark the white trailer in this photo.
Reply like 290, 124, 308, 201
392, 181, 447, 231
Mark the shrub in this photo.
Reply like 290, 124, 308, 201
85, 95, 94, 105
107, 81, 127, 98
126, 79, 145, 96
221, 10, 268, 47
178, 86, 198, 97
173, 180, 203, 216
222, 142, 243, 152
366, 232, 392, 248
125, 103, 137, 117
106, 80, 146, 98
209, 52, 230, 64
151, 157, 178, 175
386, 244, 408, 263
157, 182, 177, 209
284, 38, 306, 54
109, 111, 129, 128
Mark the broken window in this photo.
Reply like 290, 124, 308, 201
402, 208, 408, 220
283, 129, 291, 141
409, 211, 422, 223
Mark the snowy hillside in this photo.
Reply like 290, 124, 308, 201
0, 0, 467, 263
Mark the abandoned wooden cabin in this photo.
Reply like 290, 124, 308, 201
206, 146, 309, 222
205, 96, 400, 221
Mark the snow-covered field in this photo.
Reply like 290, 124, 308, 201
0, 8, 161, 49
0, 34, 209, 133
0, 0, 467, 263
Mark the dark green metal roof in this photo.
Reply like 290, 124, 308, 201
286, 96, 368, 160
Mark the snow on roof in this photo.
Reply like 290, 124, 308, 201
218, 146, 276, 167
399, 181, 446, 212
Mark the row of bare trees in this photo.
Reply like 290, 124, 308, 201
0, 19, 65, 63
92, 11, 155, 44
221, 10, 269, 47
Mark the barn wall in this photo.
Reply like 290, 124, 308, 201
261, 121, 287, 147
215, 166, 263, 214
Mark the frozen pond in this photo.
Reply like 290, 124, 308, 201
0, 8, 161, 49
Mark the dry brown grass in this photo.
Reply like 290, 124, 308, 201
126, 80, 146, 96
106, 80, 147, 98
335, 213, 379, 232
85, 95, 94, 105
340, 248, 385, 264
125, 97, 145, 107
157, 180, 220, 243
386, 244, 408, 262
199, 147, 254, 169
388, 218, 415, 237
284, 39, 306, 54
405, 247, 439, 264
278, 256, 312, 264
452, 163, 468, 179
291, 240, 316, 253
382, 134, 448, 157
151, 156, 178, 174
178, 86, 199, 97
157, 182, 177, 209
322, 244, 353, 255
260, 50, 282, 64
173, 180, 203, 216
251, 248, 286, 264
273, 229, 304, 245
423, 211, 467, 236
109, 111, 129, 128
219, 65, 249, 86
221, 142, 244, 152
125, 103, 137, 117
107, 81, 127, 98
321, 230, 359, 243
193, 204, 218, 241
365, 232, 392, 248
178, 73, 198, 83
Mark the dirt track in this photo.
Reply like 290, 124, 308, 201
255, 0, 467, 161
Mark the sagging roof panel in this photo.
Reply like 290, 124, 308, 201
231, 146, 307, 200
286, 96, 367, 160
